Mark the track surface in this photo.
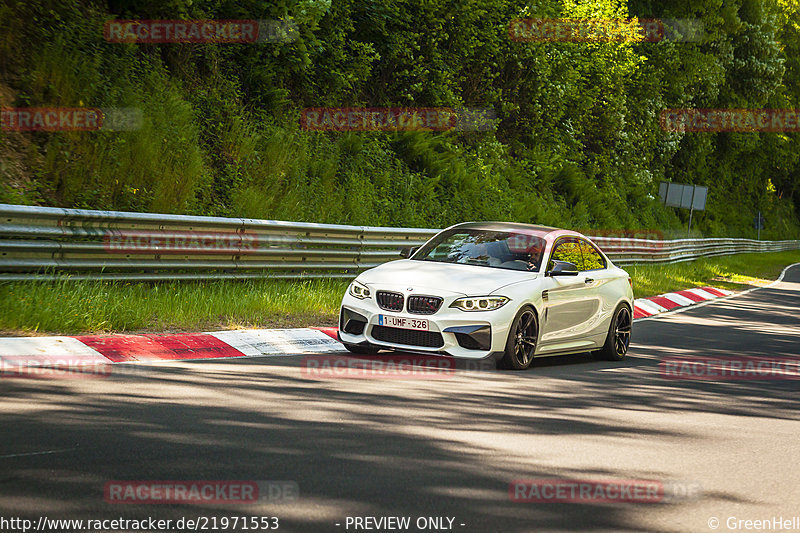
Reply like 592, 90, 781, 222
1, 267, 799, 533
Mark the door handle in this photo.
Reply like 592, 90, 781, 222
585, 278, 594, 284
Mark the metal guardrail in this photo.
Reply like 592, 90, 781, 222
0, 204, 438, 281
587, 235, 800, 265
0, 203, 798, 281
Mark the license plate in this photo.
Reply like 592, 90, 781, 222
378, 315, 429, 331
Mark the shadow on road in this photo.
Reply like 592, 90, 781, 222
0, 270, 798, 532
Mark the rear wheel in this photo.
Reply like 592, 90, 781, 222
594, 304, 632, 361
498, 307, 538, 370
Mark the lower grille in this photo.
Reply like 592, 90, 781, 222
376, 291, 404, 312
371, 326, 444, 348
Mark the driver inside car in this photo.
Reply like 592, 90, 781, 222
525, 243, 544, 271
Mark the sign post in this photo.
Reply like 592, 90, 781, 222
754, 212, 766, 240
659, 182, 708, 237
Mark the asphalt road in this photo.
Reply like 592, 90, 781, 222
1, 266, 799, 533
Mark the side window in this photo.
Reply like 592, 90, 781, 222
580, 240, 607, 271
549, 238, 584, 271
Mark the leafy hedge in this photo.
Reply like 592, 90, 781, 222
1, 0, 798, 239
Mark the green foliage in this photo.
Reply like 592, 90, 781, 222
1, 0, 799, 238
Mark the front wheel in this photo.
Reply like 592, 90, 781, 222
594, 304, 632, 361
498, 306, 538, 370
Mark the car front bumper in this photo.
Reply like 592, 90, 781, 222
338, 291, 518, 359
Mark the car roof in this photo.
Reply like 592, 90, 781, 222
447, 221, 578, 239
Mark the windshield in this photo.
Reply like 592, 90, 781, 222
412, 229, 546, 272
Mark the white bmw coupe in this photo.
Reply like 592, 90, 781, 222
338, 222, 633, 370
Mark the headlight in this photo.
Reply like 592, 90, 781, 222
450, 296, 509, 312
348, 280, 371, 300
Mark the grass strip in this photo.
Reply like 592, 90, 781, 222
1, 250, 798, 335
627, 250, 800, 298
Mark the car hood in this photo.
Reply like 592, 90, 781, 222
357, 259, 537, 296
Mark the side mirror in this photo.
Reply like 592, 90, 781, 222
547, 260, 579, 276
400, 246, 419, 259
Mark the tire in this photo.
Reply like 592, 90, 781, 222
594, 304, 632, 361
342, 342, 380, 355
498, 306, 538, 370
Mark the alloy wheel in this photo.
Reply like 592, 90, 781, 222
514, 310, 538, 367
614, 306, 632, 356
